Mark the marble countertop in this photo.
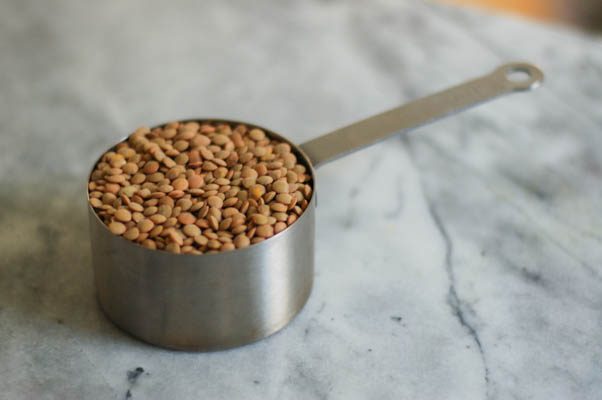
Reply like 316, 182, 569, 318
2, 0, 602, 399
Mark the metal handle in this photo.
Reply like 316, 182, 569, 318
299, 62, 543, 168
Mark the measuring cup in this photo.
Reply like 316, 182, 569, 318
88, 62, 543, 350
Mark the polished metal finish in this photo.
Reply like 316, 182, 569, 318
88, 62, 543, 351
300, 62, 543, 167
89, 199, 315, 351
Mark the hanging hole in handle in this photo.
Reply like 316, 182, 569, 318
496, 62, 544, 92
506, 68, 531, 83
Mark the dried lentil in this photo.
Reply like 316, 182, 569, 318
88, 121, 312, 254
109, 221, 126, 235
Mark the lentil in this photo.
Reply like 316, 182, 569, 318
272, 180, 289, 194
109, 221, 126, 235
138, 219, 154, 233
114, 208, 132, 222
88, 121, 312, 254
124, 227, 140, 241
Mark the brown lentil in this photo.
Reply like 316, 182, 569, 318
251, 214, 269, 225
143, 161, 160, 174
256, 225, 274, 238
207, 196, 223, 209
109, 221, 126, 235
114, 208, 132, 222
276, 193, 292, 204
88, 121, 312, 254
123, 227, 140, 241
172, 178, 188, 191
194, 235, 209, 246
123, 162, 139, 175
208, 215, 219, 231
274, 221, 287, 234
178, 212, 196, 225
89, 198, 103, 208
233, 234, 250, 249
183, 224, 201, 238
272, 180, 289, 194
138, 219, 154, 233
150, 214, 167, 224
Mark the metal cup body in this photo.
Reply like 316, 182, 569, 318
88, 123, 316, 351
88, 197, 314, 350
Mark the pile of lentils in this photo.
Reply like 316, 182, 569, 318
88, 121, 312, 254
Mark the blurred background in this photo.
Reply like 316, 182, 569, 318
447, 0, 602, 31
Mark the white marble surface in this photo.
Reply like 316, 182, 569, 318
1, 0, 602, 399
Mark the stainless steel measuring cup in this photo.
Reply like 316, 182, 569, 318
88, 62, 543, 350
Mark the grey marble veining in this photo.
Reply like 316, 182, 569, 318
1, 0, 602, 399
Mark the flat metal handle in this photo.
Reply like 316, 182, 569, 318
299, 62, 543, 168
